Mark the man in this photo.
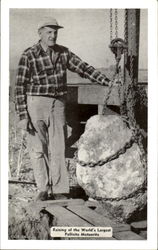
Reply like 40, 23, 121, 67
15, 17, 110, 201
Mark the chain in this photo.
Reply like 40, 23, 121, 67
112, 65, 127, 120
75, 117, 147, 170
108, 9, 128, 119
88, 183, 147, 202
130, 50, 134, 84
75, 10, 147, 202
120, 9, 128, 121
75, 133, 136, 168
102, 66, 125, 119
102, 71, 118, 115
110, 9, 113, 41
75, 121, 147, 201
124, 9, 128, 44
114, 9, 118, 38
123, 8, 128, 77
132, 123, 147, 187
125, 10, 147, 187
124, 11, 137, 129
75, 123, 147, 202
129, 12, 135, 90
110, 9, 118, 40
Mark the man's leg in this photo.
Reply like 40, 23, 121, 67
48, 97, 69, 194
27, 96, 50, 199
27, 120, 49, 194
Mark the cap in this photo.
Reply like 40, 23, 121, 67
38, 17, 63, 30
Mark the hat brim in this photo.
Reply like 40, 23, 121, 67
39, 25, 63, 30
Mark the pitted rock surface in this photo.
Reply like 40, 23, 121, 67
76, 115, 147, 221
78, 115, 132, 164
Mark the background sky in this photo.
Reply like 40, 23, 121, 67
9, 8, 147, 70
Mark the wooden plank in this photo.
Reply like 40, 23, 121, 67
84, 200, 99, 208
28, 199, 85, 210
67, 69, 148, 84
114, 230, 144, 240
46, 205, 116, 240
67, 205, 130, 233
139, 230, 147, 239
131, 220, 147, 230
46, 205, 92, 227
9, 179, 36, 185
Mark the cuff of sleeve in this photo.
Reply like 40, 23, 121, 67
101, 78, 110, 86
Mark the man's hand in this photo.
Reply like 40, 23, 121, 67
18, 118, 36, 135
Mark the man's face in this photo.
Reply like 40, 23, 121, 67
39, 26, 58, 47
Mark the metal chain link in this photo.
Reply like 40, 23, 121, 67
124, 9, 128, 44
113, 65, 127, 121
110, 9, 118, 40
75, 119, 147, 202
74, 10, 147, 202
75, 132, 136, 168
107, 9, 126, 118
88, 184, 147, 202
75, 124, 147, 202
98, 9, 146, 201
125, 10, 147, 186
75, 121, 146, 169
110, 9, 113, 41
130, 50, 134, 84
102, 71, 118, 115
123, 11, 137, 129
74, 10, 127, 169
114, 9, 118, 38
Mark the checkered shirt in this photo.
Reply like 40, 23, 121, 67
15, 42, 110, 120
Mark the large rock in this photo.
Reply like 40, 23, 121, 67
76, 114, 147, 222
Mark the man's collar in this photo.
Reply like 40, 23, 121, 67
32, 41, 44, 56
32, 41, 61, 56
40, 42, 48, 52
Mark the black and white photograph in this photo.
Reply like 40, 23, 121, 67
1, 0, 158, 249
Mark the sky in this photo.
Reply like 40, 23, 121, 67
9, 8, 147, 70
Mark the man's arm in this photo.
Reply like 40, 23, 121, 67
67, 50, 110, 85
15, 53, 30, 121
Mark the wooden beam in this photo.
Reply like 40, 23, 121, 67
114, 230, 144, 240
29, 199, 85, 209
67, 205, 130, 233
124, 9, 140, 126
45, 205, 92, 227
131, 220, 147, 230
9, 179, 36, 185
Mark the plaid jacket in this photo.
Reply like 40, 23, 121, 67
15, 42, 110, 120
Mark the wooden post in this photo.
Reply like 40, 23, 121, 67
124, 9, 140, 127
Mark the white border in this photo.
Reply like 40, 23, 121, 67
1, 0, 158, 249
